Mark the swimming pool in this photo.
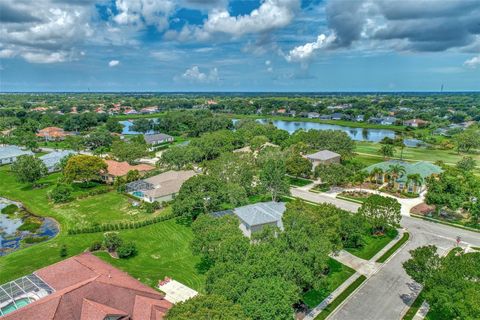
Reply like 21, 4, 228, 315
132, 191, 144, 198
1, 297, 33, 315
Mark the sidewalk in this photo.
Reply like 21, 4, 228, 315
304, 228, 406, 320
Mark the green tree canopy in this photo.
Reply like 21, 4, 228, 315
11, 154, 47, 185
165, 294, 249, 320
63, 154, 107, 183
358, 195, 401, 234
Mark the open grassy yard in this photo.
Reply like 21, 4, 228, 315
302, 259, 356, 308
346, 229, 398, 260
0, 166, 204, 291
356, 141, 480, 168
95, 219, 204, 291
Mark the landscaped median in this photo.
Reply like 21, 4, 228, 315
376, 232, 410, 263
314, 275, 367, 320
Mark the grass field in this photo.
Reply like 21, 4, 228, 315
302, 259, 356, 308
94, 219, 204, 291
346, 229, 398, 260
0, 166, 203, 291
355, 141, 480, 167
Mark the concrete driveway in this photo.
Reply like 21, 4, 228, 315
291, 187, 480, 320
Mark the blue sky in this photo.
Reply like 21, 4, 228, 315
1, 0, 479, 92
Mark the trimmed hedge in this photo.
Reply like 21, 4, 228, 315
67, 213, 175, 235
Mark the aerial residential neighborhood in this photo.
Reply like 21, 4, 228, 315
1, 0, 480, 320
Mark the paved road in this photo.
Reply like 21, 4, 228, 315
291, 188, 480, 320
290, 188, 360, 212
329, 216, 480, 320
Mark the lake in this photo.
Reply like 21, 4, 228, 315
235, 119, 396, 143
121, 117, 424, 146
119, 120, 156, 135
0, 198, 59, 256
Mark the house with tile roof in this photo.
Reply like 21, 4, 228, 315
364, 160, 443, 193
102, 160, 155, 184
0, 145, 33, 165
36, 127, 70, 141
125, 170, 196, 203
0, 252, 172, 320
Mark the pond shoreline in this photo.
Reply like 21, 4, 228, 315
0, 196, 60, 256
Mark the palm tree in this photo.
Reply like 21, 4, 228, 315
370, 167, 384, 184
379, 144, 395, 160
387, 164, 406, 187
406, 173, 423, 193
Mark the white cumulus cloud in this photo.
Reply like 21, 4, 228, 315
0, 0, 94, 63
286, 33, 336, 63
464, 55, 480, 69
180, 66, 219, 83
113, 0, 175, 31
168, 0, 300, 42
108, 60, 120, 67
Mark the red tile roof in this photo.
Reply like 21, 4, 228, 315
3, 253, 172, 320
36, 127, 68, 138
105, 160, 155, 177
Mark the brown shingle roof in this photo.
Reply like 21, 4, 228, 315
3, 253, 172, 320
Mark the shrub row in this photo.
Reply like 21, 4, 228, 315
67, 213, 175, 235
76, 186, 111, 199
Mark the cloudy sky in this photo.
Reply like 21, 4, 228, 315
1, 0, 479, 92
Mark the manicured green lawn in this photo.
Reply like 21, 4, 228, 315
356, 141, 480, 168
55, 192, 154, 229
0, 166, 203, 291
346, 229, 398, 260
302, 259, 356, 308
95, 219, 204, 291
287, 175, 314, 187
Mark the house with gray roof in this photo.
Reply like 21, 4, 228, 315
233, 202, 286, 238
39, 150, 76, 172
143, 133, 174, 151
305, 150, 341, 170
0, 146, 33, 165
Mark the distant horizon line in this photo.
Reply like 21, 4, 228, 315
1, 90, 480, 95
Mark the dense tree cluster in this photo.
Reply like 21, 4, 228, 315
168, 201, 376, 319
403, 246, 480, 319
425, 166, 480, 225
